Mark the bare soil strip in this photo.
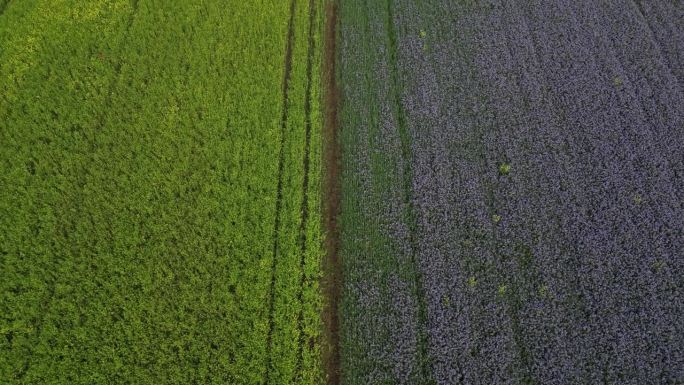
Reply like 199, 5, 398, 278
265, 0, 297, 382
322, 1, 342, 384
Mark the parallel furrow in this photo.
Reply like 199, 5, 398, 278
265, 0, 297, 383
385, 1, 433, 383
294, 0, 317, 380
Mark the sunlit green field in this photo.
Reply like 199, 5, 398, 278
0, 1, 323, 383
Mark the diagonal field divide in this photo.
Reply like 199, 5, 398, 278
294, 0, 317, 380
321, 0, 342, 384
265, 0, 297, 383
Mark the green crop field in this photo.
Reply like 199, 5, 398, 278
0, 0, 324, 384
2, 0, 683, 384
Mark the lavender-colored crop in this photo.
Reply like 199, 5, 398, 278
339, 1, 683, 384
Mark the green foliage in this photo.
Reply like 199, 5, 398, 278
497, 284, 508, 297
651, 260, 665, 273
0, 0, 323, 383
441, 295, 450, 308
498, 163, 511, 175
613, 76, 623, 87
538, 285, 551, 299
338, 1, 435, 384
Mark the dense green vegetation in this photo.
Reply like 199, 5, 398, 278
0, 0, 323, 383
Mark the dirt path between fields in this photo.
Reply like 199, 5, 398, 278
321, 1, 341, 384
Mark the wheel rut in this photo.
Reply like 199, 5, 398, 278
265, 0, 298, 383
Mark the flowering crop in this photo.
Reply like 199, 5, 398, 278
339, 1, 683, 384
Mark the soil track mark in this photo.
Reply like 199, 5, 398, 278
322, 1, 341, 384
265, 0, 297, 383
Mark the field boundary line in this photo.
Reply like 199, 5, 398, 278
264, 0, 297, 383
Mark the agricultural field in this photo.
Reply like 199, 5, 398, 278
1, 0, 683, 384
338, 1, 683, 385
0, 0, 324, 384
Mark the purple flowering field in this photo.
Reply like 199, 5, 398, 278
337, 1, 683, 384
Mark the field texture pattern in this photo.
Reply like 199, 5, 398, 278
0, 0, 324, 384
338, 1, 683, 384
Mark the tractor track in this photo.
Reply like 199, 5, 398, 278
384, 1, 434, 383
264, 0, 297, 383
293, 0, 317, 381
